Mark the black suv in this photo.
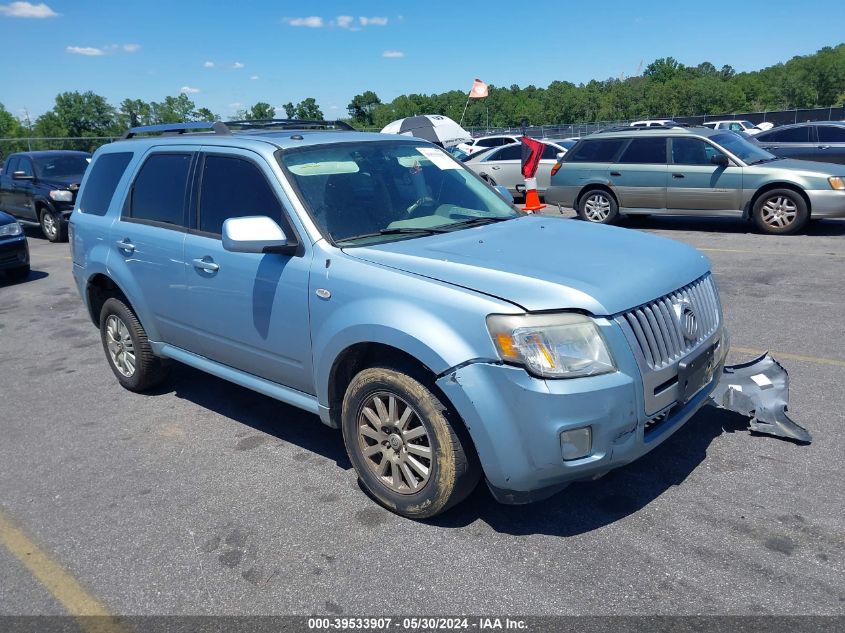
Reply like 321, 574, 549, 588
0, 151, 91, 242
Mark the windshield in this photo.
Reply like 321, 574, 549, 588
34, 154, 90, 179
279, 140, 518, 245
711, 132, 775, 164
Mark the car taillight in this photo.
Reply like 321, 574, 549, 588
551, 162, 562, 177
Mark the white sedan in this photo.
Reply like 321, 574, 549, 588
463, 141, 567, 195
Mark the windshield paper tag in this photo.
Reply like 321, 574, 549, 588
416, 147, 460, 170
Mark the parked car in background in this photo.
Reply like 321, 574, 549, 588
630, 119, 679, 127
72, 119, 732, 518
455, 134, 522, 156
464, 141, 567, 195
542, 137, 579, 152
0, 209, 29, 281
0, 151, 91, 242
545, 125, 845, 234
753, 121, 845, 164
701, 120, 769, 135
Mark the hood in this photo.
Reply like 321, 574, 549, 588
345, 216, 710, 315
38, 175, 83, 189
759, 158, 845, 177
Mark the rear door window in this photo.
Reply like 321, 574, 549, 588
757, 126, 810, 143
818, 126, 845, 142
196, 155, 286, 236
78, 152, 133, 216
618, 138, 667, 164
490, 145, 522, 161
566, 139, 626, 162
128, 153, 192, 227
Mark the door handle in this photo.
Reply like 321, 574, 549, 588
192, 257, 219, 273
491, 166, 501, 170
818, 145, 830, 150
672, 173, 685, 179
609, 171, 621, 177
115, 239, 135, 253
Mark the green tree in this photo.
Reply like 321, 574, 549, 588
195, 107, 218, 122
118, 98, 153, 128
347, 91, 382, 126
293, 97, 323, 120
245, 102, 275, 120
151, 94, 197, 124
52, 91, 116, 138
643, 57, 683, 83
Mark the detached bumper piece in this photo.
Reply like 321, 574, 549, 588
708, 352, 811, 443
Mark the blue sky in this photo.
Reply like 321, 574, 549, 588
2, 0, 843, 120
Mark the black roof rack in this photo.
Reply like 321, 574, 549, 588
122, 118, 355, 140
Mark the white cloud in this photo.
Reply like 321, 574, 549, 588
203, 60, 214, 68
336, 15, 353, 28
229, 102, 243, 110
180, 86, 200, 94
360, 16, 388, 26
383, 50, 404, 58
284, 16, 323, 28
231, 61, 245, 69
123, 43, 140, 52
250, 75, 259, 80
67, 46, 104, 56
0, 2, 57, 18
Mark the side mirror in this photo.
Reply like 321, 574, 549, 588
711, 154, 730, 167
222, 216, 289, 253
12, 171, 33, 181
493, 185, 514, 205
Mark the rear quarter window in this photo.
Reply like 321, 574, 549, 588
77, 152, 133, 216
566, 139, 626, 163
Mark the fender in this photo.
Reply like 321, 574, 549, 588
88, 255, 162, 342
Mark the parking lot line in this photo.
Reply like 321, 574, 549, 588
0, 511, 123, 632
731, 346, 845, 368
699, 247, 845, 258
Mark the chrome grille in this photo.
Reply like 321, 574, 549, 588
618, 275, 721, 370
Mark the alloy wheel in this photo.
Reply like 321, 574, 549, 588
760, 196, 797, 229
41, 212, 57, 239
583, 194, 611, 222
357, 392, 432, 494
105, 314, 136, 377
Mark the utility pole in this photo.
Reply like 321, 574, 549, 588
22, 107, 33, 151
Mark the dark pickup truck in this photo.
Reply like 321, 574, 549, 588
0, 151, 91, 242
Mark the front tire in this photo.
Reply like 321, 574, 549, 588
341, 367, 480, 519
99, 297, 168, 392
752, 189, 808, 235
40, 208, 67, 242
577, 189, 619, 224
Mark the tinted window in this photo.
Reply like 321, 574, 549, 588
491, 145, 522, 161
566, 139, 626, 162
5, 156, 19, 174
476, 138, 499, 148
541, 144, 560, 160
671, 138, 718, 165
757, 126, 810, 143
618, 138, 667, 163
129, 153, 191, 226
818, 126, 845, 142
198, 156, 283, 235
17, 157, 34, 177
35, 154, 90, 179
78, 152, 133, 216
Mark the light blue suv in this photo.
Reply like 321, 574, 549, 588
70, 120, 735, 518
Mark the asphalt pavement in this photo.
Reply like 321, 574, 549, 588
0, 216, 843, 617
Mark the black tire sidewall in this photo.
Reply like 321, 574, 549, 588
341, 368, 463, 519
753, 189, 808, 235
99, 298, 160, 391
40, 209, 66, 242
578, 189, 619, 224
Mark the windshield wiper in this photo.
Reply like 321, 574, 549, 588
336, 226, 451, 244
443, 216, 514, 230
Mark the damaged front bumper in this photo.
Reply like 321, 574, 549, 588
708, 352, 811, 443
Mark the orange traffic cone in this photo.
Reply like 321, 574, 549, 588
522, 177, 546, 213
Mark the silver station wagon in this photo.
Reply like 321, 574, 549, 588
545, 125, 845, 234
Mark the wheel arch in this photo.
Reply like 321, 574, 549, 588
576, 183, 618, 210
747, 182, 811, 219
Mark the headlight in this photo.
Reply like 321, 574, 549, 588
49, 190, 73, 202
0, 222, 23, 237
486, 313, 616, 378
829, 177, 845, 191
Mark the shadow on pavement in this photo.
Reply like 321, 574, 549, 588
0, 269, 48, 286
157, 361, 758, 535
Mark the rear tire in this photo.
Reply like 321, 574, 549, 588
752, 189, 808, 235
99, 297, 168, 392
40, 208, 67, 242
577, 189, 619, 225
341, 366, 480, 519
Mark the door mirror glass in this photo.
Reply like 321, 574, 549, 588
12, 170, 33, 181
222, 216, 288, 253
710, 154, 729, 167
